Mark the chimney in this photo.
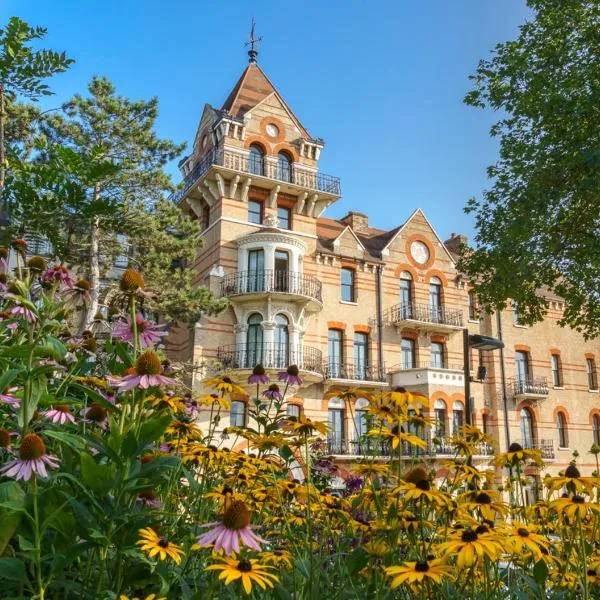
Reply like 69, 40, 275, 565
444, 232, 468, 254
341, 211, 369, 231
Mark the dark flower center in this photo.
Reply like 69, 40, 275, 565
565, 464, 581, 478
508, 442, 523, 453
75, 278, 91, 291
19, 433, 46, 460
119, 268, 145, 292
252, 364, 265, 376
476, 492, 492, 504
135, 351, 162, 376
475, 525, 489, 534
0, 428, 10, 448
222, 377, 233, 384
86, 404, 107, 422
274, 550, 283, 556
27, 256, 46, 272
414, 561, 429, 573
572, 495, 585, 505
461, 529, 478, 543
158, 538, 169, 548
415, 479, 430, 491
588, 569, 597, 577
287, 365, 299, 376
268, 384, 280, 392
55, 404, 70, 413
517, 527, 529, 537
222, 500, 251, 530
237, 560, 252, 572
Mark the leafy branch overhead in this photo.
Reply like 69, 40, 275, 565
459, 0, 600, 339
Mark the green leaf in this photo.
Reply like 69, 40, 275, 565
345, 547, 368, 576
45, 430, 87, 452
533, 558, 548, 585
0, 557, 28, 582
0, 482, 26, 554
80, 453, 114, 495
0, 368, 23, 394
138, 414, 172, 449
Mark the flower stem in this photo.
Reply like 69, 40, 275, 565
32, 476, 45, 600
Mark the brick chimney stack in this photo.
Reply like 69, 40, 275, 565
444, 232, 468, 254
341, 211, 369, 231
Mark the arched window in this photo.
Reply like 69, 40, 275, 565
520, 408, 535, 448
557, 412, 568, 448
452, 400, 464, 434
230, 399, 247, 427
593, 414, 600, 445
277, 151, 293, 182
246, 313, 263, 367
274, 314, 289, 368
434, 399, 447, 437
249, 143, 265, 176
429, 276, 442, 322
328, 397, 346, 454
286, 403, 301, 419
399, 272, 413, 318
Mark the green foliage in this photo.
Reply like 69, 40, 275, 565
460, 0, 600, 339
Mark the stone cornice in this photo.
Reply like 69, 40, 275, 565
237, 231, 308, 252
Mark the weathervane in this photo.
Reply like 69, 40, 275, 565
245, 17, 262, 63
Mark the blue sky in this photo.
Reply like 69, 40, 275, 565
2, 1, 530, 240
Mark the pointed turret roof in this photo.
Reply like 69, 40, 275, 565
220, 62, 310, 138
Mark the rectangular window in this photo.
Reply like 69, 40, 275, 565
277, 205, 291, 230
401, 338, 416, 369
354, 332, 368, 379
230, 401, 246, 427
286, 404, 300, 419
587, 358, 598, 391
328, 329, 343, 378
515, 351, 530, 382
328, 408, 345, 453
341, 268, 355, 302
434, 408, 446, 437
248, 200, 263, 224
453, 409, 464, 435
430, 342, 444, 368
551, 354, 562, 387
468, 291, 477, 320
481, 414, 488, 434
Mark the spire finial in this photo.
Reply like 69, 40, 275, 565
245, 17, 262, 63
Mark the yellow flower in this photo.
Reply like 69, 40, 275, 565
437, 528, 502, 568
385, 559, 454, 589
204, 376, 245, 396
494, 442, 543, 467
368, 425, 426, 451
281, 414, 328, 436
149, 394, 186, 413
197, 393, 231, 410
166, 420, 202, 440
119, 595, 166, 600
503, 522, 550, 559
457, 489, 509, 520
206, 556, 279, 595
550, 494, 600, 520
136, 527, 185, 564
394, 480, 451, 508
260, 549, 294, 569
363, 540, 390, 557
351, 461, 390, 477
545, 464, 599, 496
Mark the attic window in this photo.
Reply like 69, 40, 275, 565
266, 123, 279, 137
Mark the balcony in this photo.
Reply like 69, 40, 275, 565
327, 434, 494, 458
170, 147, 341, 204
510, 377, 549, 402
387, 302, 464, 334
220, 270, 322, 310
324, 361, 387, 385
521, 439, 555, 460
214, 342, 323, 383
388, 362, 465, 389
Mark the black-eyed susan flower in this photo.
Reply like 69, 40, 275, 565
260, 549, 294, 569
119, 594, 165, 600
136, 527, 185, 564
457, 489, 509, 520
385, 559, 453, 589
503, 522, 550, 559
394, 480, 451, 508
545, 464, 599, 496
206, 556, 279, 595
281, 413, 328, 436
368, 425, 426, 451
197, 392, 231, 410
205, 376, 245, 396
437, 528, 502, 568
550, 494, 600, 519
494, 442, 543, 468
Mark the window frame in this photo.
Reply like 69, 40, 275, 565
327, 329, 344, 377
341, 268, 355, 303
248, 200, 263, 225
593, 414, 600, 445
277, 151, 293, 183
430, 342, 445, 369
401, 337, 416, 369
230, 400, 247, 428
249, 143, 265, 176
353, 332, 369, 379
556, 412, 568, 449
468, 291, 477, 320
551, 354, 562, 387
587, 358, 598, 391
286, 403, 301, 419
277, 205, 291, 230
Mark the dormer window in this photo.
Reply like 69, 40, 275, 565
249, 143, 265, 176
277, 151, 293, 183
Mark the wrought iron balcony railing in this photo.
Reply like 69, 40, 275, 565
389, 360, 465, 371
327, 433, 494, 458
510, 377, 549, 398
324, 361, 387, 382
170, 147, 341, 204
388, 302, 464, 328
220, 270, 322, 303
520, 439, 555, 460
216, 343, 323, 375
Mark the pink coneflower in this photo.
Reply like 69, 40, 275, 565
1, 387, 20, 409
42, 404, 76, 425
262, 384, 282, 401
10, 305, 37, 323
63, 279, 92, 306
248, 364, 269, 385
0, 433, 59, 481
136, 490, 162, 508
41, 265, 74, 288
80, 403, 109, 428
107, 351, 176, 391
112, 312, 168, 348
196, 500, 268, 555
277, 365, 302, 386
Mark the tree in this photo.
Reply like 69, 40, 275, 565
41, 76, 185, 326
0, 16, 73, 194
459, 0, 600, 339
124, 198, 228, 324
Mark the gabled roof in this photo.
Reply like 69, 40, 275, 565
221, 63, 310, 138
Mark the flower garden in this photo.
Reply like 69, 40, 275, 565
1, 253, 600, 599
